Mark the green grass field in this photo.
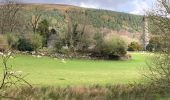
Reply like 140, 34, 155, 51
4, 52, 149, 87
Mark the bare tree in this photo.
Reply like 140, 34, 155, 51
29, 7, 42, 34
0, 0, 31, 98
145, 0, 170, 91
0, 0, 23, 34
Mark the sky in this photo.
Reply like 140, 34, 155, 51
23, 0, 157, 15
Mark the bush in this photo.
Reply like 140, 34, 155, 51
93, 32, 104, 54
146, 37, 161, 52
146, 43, 154, 52
18, 37, 33, 51
31, 34, 43, 51
6, 33, 19, 49
55, 39, 70, 54
37, 19, 50, 47
0, 35, 8, 51
128, 42, 142, 51
93, 33, 127, 59
55, 40, 64, 52
102, 36, 127, 57
18, 33, 43, 51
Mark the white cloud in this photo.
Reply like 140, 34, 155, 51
78, 0, 155, 15
79, 2, 99, 9
23, 0, 156, 15
130, 0, 152, 15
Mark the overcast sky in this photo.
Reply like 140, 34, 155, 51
23, 0, 156, 15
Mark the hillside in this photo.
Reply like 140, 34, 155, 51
23, 3, 78, 11
22, 4, 144, 43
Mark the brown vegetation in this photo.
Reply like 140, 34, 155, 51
3, 84, 156, 100
23, 3, 79, 11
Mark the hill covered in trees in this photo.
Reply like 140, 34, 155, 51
22, 4, 144, 42
0, 3, 145, 58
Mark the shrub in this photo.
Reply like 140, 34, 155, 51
146, 43, 154, 52
31, 33, 43, 51
18, 33, 43, 51
54, 39, 70, 54
102, 36, 128, 57
146, 37, 161, 52
55, 40, 63, 52
93, 32, 104, 54
6, 33, 19, 49
128, 42, 142, 51
0, 35, 8, 51
18, 37, 34, 51
93, 33, 128, 59
37, 19, 50, 47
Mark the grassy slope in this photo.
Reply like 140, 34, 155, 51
5, 52, 148, 87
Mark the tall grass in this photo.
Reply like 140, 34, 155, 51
2, 84, 157, 100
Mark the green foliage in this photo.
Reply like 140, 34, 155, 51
93, 33, 127, 58
146, 37, 161, 52
18, 6, 144, 54
102, 36, 127, 56
93, 32, 104, 53
146, 44, 154, 52
31, 33, 43, 51
60, 46, 70, 54
67, 8, 143, 32
37, 19, 50, 47
128, 42, 142, 51
18, 37, 34, 51
55, 39, 64, 52
65, 21, 88, 52
18, 34, 43, 51
5, 33, 19, 49
24, 7, 143, 43
19, 6, 144, 53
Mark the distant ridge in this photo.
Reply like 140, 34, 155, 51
20, 3, 141, 16
22, 3, 81, 11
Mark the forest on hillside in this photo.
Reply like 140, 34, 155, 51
21, 5, 144, 37
0, 4, 146, 59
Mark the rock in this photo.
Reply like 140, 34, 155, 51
0, 52, 3, 55
37, 55, 42, 58
31, 51, 36, 55
40, 53, 45, 56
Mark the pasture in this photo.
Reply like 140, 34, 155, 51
3, 52, 149, 87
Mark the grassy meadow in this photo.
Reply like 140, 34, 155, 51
2, 52, 149, 87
